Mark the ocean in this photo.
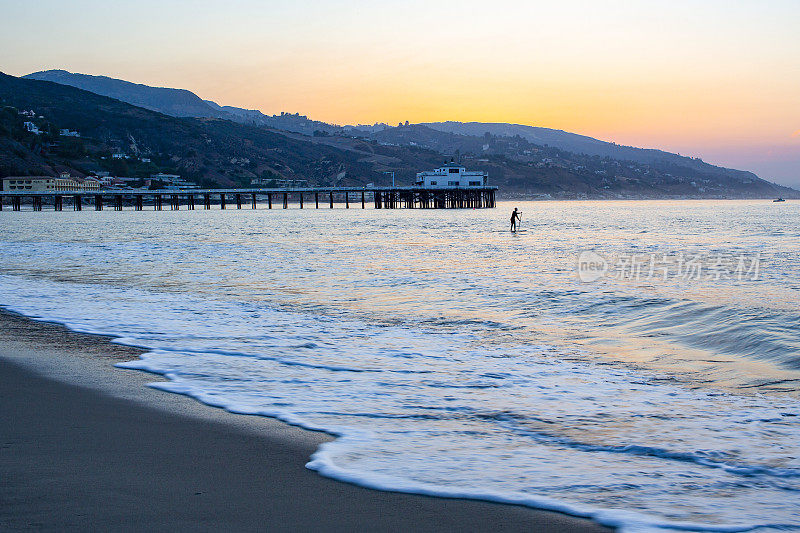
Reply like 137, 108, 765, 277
1, 199, 798, 532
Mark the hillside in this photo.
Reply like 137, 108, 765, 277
364, 124, 795, 198
1, 72, 796, 198
423, 121, 658, 160
25, 70, 224, 119
19, 69, 796, 199
421, 121, 756, 181
0, 72, 379, 187
25, 70, 340, 135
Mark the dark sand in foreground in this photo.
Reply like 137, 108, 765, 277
0, 310, 613, 532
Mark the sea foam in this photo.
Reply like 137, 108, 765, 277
2, 273, 799, 533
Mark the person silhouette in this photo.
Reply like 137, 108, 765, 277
510, 208, 521, 232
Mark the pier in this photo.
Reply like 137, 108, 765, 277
0, 186, 497, 212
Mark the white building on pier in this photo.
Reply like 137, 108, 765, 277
415, 165, 488, 188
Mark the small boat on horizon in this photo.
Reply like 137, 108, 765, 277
773, 198, 786, 202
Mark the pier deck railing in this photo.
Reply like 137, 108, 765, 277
0, 186, 497, 211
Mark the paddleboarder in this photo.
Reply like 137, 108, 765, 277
510, 208, 521, 232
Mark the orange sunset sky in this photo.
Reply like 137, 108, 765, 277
1, 0, 798, 186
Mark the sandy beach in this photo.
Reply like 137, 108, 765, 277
0, 310, 612, 532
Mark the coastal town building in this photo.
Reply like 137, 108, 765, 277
23, 122, 41, 134
93, 176, 140, 188
415, 165, 488, 188
95, 176, 116, 188
250, 177, 309, 188
148, 173, 199, 189
2, 176, 101, 192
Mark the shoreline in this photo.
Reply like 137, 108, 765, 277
0, 309, 612, 532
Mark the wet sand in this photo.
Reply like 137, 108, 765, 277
0, 310, 613, 532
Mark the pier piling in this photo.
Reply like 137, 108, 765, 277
0, 186, 496, 213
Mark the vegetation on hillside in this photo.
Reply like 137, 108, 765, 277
1, 72, 795, 198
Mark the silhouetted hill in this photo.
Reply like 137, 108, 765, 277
424, 121, 640, 158
24, 70, 342, 136
1, 72, 796, 198
25, 70, 224, 119
366, 124, 796, 198
0, 72, 377, 187
422, 121, 757, 181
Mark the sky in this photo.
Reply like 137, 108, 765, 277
1, 0, 798, 187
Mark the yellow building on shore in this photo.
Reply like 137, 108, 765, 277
2, 176, 101, 192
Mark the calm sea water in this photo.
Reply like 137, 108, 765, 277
1, 199, 799, 532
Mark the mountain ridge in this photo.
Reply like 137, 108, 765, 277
420, 121, 753, 181
24, 70, 762, 186
24, 70, 224, 119
2, 71, 796, 199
